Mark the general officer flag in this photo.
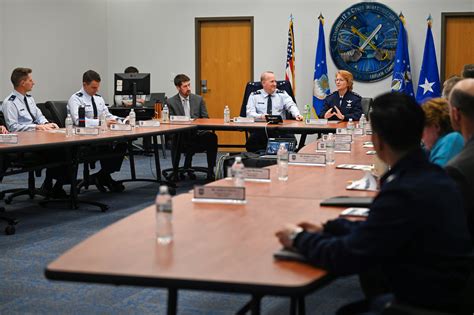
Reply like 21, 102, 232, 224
391, 13, 415, 97
416, 15, 441, 104
285, 15, 296, 95
313, 14, 330, 117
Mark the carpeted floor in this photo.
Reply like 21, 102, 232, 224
0, 152, 363, 314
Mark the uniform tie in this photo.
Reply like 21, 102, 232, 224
266, 94, 273, 115
91, 95, 98, 119
23, 96, 36, 123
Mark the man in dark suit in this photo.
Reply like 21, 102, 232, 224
446, 78, 474, 242
166, 74, 218, 180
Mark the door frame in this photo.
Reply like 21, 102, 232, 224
194, 16, 254, 95
440, 12, 474, 82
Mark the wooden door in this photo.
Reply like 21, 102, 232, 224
441, 13, 474, 81
196, 18, 253, 150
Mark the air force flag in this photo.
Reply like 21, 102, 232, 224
416, 15, 441, 104
391, 13, 414, 97
313, 14, 330, 117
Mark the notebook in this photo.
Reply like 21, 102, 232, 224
320, 196, 374, 207
260, 138, 296, 159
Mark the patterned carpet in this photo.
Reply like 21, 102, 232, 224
0, 152, 363, 314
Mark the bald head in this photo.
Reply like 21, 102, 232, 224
450, 78, 474, 133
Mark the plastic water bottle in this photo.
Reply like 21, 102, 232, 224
231, 156, 245, 187
347, 118, 355, 135
155, 185, 173, 244
65, 114, 73, 137
99, 112, 107, 133
129, 108, 136, 128
78, 104, 86, 127
277, 143, 289, 181
326, 133, 335, 165
359, 114, 366, 134
304, 104, 311, 121
162, 104, 169, 122
224, 105, 231, 123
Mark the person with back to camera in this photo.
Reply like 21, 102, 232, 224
114, 66, 146, 107
421, 97, 464, 166
276, 92, 474, 314
322, 70, 362, 121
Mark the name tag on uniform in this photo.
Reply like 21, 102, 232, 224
170, 115, 191, 122
0, 134, 18, 144
138, 120, 161, 127
289, 153, 326, 166
110, 124, 132, 131
75, 127, 99, 135
192, 186, 246, 204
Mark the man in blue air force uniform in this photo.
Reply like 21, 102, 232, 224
67, 70, 127, 192
245, 71, 303, 152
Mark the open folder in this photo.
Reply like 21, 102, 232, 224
320, 196, 374, 207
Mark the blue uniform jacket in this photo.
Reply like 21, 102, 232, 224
294, 149, 473, 310
321, 90, 362, 121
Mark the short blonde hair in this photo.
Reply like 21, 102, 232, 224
421, 97, 453, 135
336, 70, 354, 91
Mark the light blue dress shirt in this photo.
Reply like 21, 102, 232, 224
67, 88, 119, 126
429, 131, 464, 166
246, 89, 300, 119
2, 90, 48, 131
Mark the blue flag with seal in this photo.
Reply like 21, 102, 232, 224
416, 15, 441, 104
313, 14, 330, 117
391, 13, 414, 97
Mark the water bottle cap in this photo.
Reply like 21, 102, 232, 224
159, 185, 168, 194
235, 156, 242, 162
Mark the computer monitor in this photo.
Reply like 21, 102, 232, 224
114, 73, 151, 107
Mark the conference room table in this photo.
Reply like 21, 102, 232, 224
0, 124, 197, 210
45, 134, 379, 315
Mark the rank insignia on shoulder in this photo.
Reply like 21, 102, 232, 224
8, 95, 16, 101
276, 89, 285, 94
76, 92, 83, 97
252, 90, 261, 95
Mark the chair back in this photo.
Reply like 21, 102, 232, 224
45, 101, 68, 127
361, 97, 373, 117
36, 103, 55, 125
240, 80, 296, 117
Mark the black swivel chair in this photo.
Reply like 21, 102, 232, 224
240, 80, 297, 152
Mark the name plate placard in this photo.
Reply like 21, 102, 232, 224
110, 124, 132, 131
170, 115, 191, 122
336, 128, 348, 134
365, 127, 373, 135
335, 134, 352, 143
335, 142, 352, 152
289, 153, 326, 166
305, 118, 328, 125
192, 186, 246, 204
75, 127, 99, 135
242, 168, 270, 181
354, 128, 364, 135
138, 120, 161, 127
0, 134, 18, 144
233, 117, 255, 123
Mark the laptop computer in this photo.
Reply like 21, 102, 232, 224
260, 138, 296, 159
144, 92, 166, 108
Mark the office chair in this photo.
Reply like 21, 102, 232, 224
240, 80, 297, 152
0, 110, 49, 204
361, 97, 373, 117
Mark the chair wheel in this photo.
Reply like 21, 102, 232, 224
5, 225, 15, 235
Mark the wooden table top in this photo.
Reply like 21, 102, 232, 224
46, 194, 342, 295
0, 124, 196, 152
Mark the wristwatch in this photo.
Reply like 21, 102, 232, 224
289, 226, 304, 246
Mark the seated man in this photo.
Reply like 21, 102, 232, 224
246, 71, 303, 152
166, 74, 217, 180
445, 78, 474, 242
2, 67, 66, 197
276, 92, 473, 313
68, 70, 127, 192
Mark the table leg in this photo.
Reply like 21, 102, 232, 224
167, 288, 178, 315
290, 296, 306, 315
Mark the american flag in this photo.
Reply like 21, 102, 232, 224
285, 16, 296, 95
